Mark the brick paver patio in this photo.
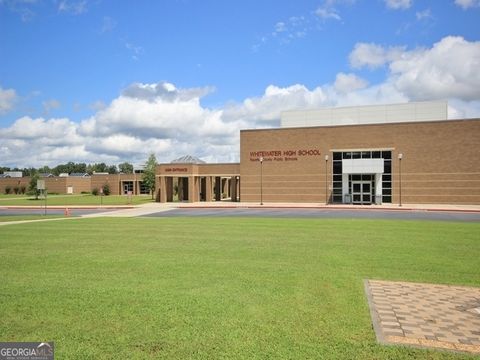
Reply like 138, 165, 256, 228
364, 280, 480, 354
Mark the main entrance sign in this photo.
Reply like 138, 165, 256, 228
249, 149, 322, 162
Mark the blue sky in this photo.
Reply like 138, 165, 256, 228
0, 0, 479, 167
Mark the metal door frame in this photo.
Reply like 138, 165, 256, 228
352, 180, 372, 205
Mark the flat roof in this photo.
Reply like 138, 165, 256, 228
241, 117, 479, 133
281, 101, 448, 128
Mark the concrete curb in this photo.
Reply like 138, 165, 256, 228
175, 205, 480, 214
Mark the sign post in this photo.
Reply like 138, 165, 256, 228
37, 180, 47, 215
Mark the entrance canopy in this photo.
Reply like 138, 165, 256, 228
342, 159, 384, 174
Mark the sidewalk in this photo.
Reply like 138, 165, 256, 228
81, 202, 176, 217
2, 201, 480, 213
175, 201, 480, 213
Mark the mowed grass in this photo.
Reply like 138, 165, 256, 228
0, 218, 479, 359
0, 215, 64, 222
0, 194, 153, 206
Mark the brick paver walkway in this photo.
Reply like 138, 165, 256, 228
365, 280, 480, 354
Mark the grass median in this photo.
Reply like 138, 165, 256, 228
0, 215, 65, 222
0, 218, 478, 359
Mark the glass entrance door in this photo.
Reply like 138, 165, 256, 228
352, 181, 372, 204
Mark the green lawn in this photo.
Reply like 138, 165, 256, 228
0, 218, 479, 359
0, 215, 64, 222
0, 194, 153, 206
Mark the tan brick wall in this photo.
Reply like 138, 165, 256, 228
91, 174, 121, 195
240, 119, 480, 204
44, 177, 67, 194
65, 177, 91, 194
0, 177, 30, 194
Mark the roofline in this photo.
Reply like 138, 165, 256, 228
158, 162, 240, 166
240, 117, 480, 133
280, 100, 448, 115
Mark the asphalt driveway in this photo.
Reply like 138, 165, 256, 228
142, 208, 480, 222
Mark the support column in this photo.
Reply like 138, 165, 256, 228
237, 177, 240, 202
188, 176, 198, 203
230, 176, 237, 202
342, 174, 349, 203
205, 176, 212, 202
159, 177, 166, 203
166, 177, 173, 202
214, 177, 221, 201
375, 173, 383, 205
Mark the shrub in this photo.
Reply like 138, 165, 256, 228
5, 186, 12, 194
13, 186, 19, 194
92, 188, 99, 196
20, 185, 26, 194
102, 184, 110, 196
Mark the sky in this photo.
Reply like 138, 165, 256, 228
0, 0, 479, 168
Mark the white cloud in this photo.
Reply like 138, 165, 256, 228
384, 0, 412, 10
42, 99, 61, 113
389, 36, 480, 101
416, 8, 432, 20
315, 0, 357, 20
0, 86, 17, 114
0, 0, 37, 21
58, 0, 87, 14
349, 43, 405, 69
125, 42, 143, 61
315, 6, 341, 21
89, 100, 106, 112
455, 0, 480, 9
222, 84, 328, 124
334, 73, 369, 93
274, 22, 287, 33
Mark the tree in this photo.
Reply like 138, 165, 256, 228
28, 172, 41, 200
142, 153, 157, 199
118, 162, 134, 174
38, 165, 52, 175
102, 184, 111, 195
92, 162, 108, 173
107, 165, 118, 174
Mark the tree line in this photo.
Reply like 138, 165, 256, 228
0, 161, 135, 177
2, 154, 158, 199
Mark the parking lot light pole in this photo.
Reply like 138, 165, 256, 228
325, 154, 329, 205
398, 153, 403, 207
260, 157, 264, 205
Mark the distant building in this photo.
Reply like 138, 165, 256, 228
1, 171, 23, 178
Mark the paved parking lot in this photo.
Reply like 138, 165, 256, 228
143, 208, 480, 222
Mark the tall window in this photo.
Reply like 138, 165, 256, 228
332, 152, 343, 203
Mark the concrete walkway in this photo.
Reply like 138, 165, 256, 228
80, 202, 176, 217
365, 279, 480, 354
